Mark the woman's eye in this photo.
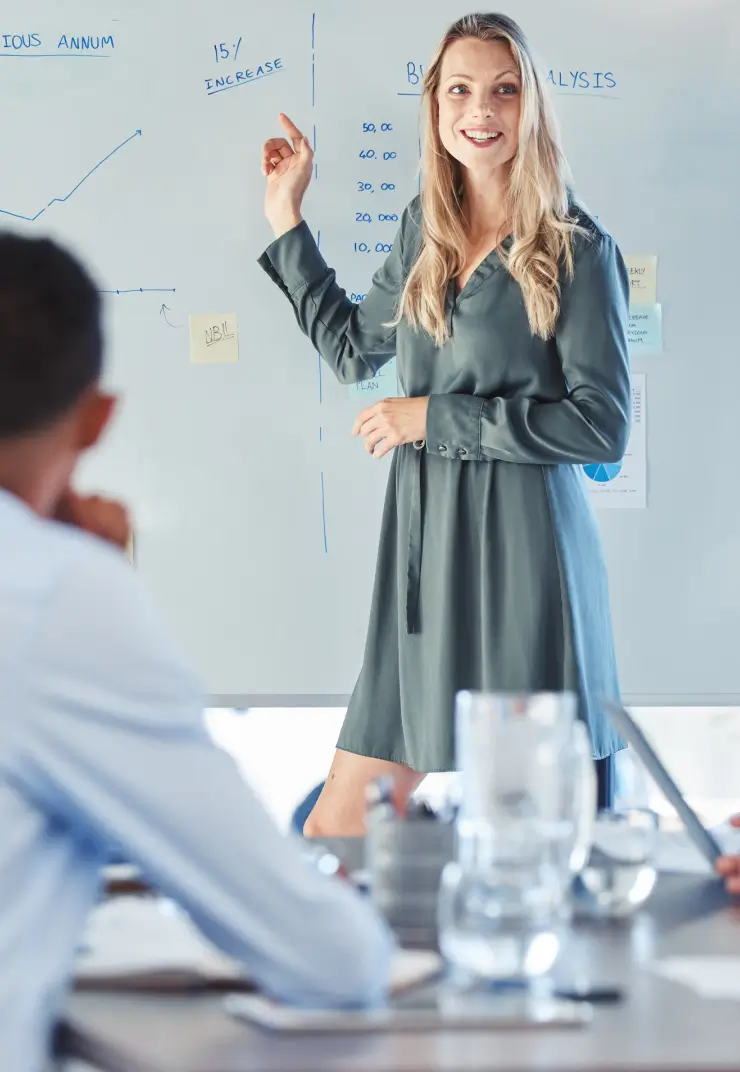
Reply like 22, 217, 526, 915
448, 82, 518, 97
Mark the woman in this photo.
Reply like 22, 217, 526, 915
259, 12, 630, 836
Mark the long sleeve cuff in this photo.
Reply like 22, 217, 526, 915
425, 393, 485, 461
257, 222, 329, 299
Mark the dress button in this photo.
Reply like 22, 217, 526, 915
413, 439, 426, 450
457, 447, 467, 458
438, 444, 447, 453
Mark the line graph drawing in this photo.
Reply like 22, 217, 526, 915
100, 288, 176, 296
0, 129, 142, 222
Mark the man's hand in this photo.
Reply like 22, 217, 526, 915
352, 396, 429, 459
53, 490, 132, 552
715, 815, 740, 894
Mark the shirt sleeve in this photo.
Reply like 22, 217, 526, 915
424, 232, 632, 465
21, 542, 394, 1009
257, 201, 416, 385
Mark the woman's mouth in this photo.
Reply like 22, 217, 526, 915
460, 128, 503, 147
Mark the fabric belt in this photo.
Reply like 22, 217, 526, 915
405, 440, 426, 634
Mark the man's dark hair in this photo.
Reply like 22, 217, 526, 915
0, 232, 103, 439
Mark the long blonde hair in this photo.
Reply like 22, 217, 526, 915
396, 12, 580, 344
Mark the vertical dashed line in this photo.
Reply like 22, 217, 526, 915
320, 472, 328, 553
313, 12, 326, 552
313, 13, 321, 412
311, 12, 316, 105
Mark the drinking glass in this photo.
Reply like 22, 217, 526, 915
438, 691, 591, 985
578, 807, 659, 916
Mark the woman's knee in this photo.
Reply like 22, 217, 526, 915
302, 793, 367, 838
302, 809, 332, 839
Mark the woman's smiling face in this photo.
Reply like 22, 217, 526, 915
436, 37, 522, 178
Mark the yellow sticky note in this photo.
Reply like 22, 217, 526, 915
189, 313, 239, 364
625, 255, 657, 307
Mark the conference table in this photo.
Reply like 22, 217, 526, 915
60, 845, 740, 1072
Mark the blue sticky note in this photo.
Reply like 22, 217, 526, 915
628, 304, 663, 355
349, 358, 399, 400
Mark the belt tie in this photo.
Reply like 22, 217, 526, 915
405, 440, 426, 634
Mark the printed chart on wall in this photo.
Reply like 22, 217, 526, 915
582, 249, 659, 511
583, 374, 647, 509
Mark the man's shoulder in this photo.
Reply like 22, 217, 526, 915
0, 496, 125, 606
42, 515, 138, 609
26, 519, 204, 713
0, 507, 202, 746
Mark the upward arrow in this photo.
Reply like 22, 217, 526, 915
160, 304, 182, 328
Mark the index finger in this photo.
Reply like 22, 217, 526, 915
352, 403, 379, 435
279, 112, 306, 149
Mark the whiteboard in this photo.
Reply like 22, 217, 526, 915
4, 0, 738, 705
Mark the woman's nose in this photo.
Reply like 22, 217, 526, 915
467, 93, 496, 120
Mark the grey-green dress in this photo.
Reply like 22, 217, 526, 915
259, 197, 630, 771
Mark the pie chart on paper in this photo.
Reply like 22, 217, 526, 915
583, 462, 623, 483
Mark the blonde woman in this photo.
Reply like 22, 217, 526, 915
259, 11, 630, 836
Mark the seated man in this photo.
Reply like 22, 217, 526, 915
0, 233, 394, 1072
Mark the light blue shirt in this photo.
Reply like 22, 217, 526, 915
0, 489, 394, 1072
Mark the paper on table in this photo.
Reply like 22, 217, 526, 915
656, 831, 711, 874
656, 821, 740, 874
75, 894, 442, 996
189, 313, 239, 364
650, 958, 740, 1000
388, 949, 443, 995
75, 895, 246, 991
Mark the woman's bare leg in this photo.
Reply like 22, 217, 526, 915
302, 750, 425, 837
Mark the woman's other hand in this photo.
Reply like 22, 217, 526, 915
353, 397, 430, 459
